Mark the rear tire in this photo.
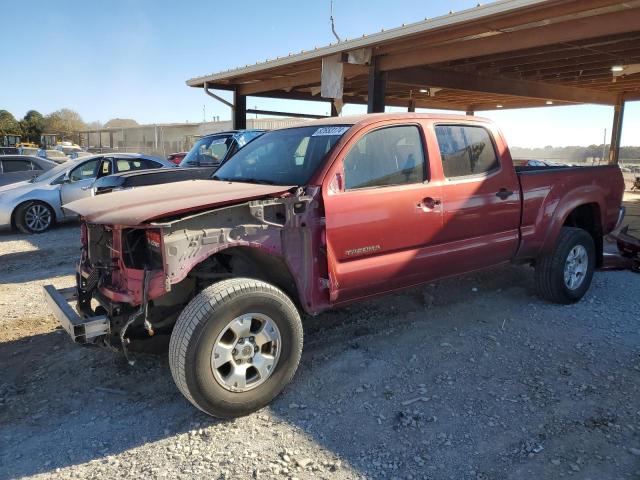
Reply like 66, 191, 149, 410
15, 201, 55, 234
535, 226, 595, 304
169, 278, 303, 418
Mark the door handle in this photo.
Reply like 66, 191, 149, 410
418, 197, 441, 212
495, 188, 514, 200
81, 185, 92, 191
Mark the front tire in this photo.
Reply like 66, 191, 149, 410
169, 278, 303, 418
15, 201, 55, 234
535, 226, 595, 304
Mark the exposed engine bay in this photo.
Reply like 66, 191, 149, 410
74, 188, 321, 362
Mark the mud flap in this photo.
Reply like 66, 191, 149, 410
601, 226, 640, 272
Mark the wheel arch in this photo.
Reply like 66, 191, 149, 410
539, 186, 606, 263
184, 245, 303, 310
562, 202, 603, 267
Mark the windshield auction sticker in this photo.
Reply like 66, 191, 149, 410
312, 126, 350, 137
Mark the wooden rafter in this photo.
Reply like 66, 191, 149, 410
387, 66, 618, 105
376, 8, 640, 71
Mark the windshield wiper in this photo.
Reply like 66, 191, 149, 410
212, 176, 275, 185
233, 177, 275, 185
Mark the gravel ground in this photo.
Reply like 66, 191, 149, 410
1, 220, 639, 480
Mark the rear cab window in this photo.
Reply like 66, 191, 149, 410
434, 125, 500, 178
343, 125, 426, 190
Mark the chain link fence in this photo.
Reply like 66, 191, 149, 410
79, 118, 305, 158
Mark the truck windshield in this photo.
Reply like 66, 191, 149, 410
213, 125, 350, 186
180, 134, 233, 167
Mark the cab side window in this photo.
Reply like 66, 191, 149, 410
434, 125, 500, 178
343, 125, 426, 190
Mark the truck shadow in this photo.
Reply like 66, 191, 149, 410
0, 328, 215, 479
2, 265, 639, 479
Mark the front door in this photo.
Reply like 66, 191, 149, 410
323, 123, 443, 303
60, 158, 102, 212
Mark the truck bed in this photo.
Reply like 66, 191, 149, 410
515, 164, 624, 260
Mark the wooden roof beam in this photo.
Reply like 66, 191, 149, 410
387, 66, 618, 104
375, 0, 631, 56
377, 7, 640, 72
238, 70, 321, 96
237, 63, 368, 96
495, 49, 640, 76
442, 33, 640, 70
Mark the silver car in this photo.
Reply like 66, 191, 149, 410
0, 153, 173, 234
0, 155, 58, 186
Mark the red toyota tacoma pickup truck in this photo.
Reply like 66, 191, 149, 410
44, 113, 625, 418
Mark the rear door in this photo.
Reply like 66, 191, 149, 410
430, 123, 521, 273
323, 123, 443, 302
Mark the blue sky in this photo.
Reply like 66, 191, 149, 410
1, 0, 637, 147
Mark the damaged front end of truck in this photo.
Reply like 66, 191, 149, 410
44, 183, 326, 364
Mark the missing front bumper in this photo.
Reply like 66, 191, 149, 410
43, 285, 110, 343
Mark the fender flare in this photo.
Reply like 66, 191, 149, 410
540, 185, 605, 254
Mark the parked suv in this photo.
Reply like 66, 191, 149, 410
179, 130, 265, 168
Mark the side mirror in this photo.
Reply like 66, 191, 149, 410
54, 173, 72, 185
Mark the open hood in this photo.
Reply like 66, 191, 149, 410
65, 179, 294, 225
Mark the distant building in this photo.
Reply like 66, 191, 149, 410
76, 118, 305, 157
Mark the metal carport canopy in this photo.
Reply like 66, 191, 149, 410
187, 0, 640, 163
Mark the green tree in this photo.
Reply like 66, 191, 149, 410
44, 108, 86, 137
19, 110, 45, 143
0, 110, 21, 137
